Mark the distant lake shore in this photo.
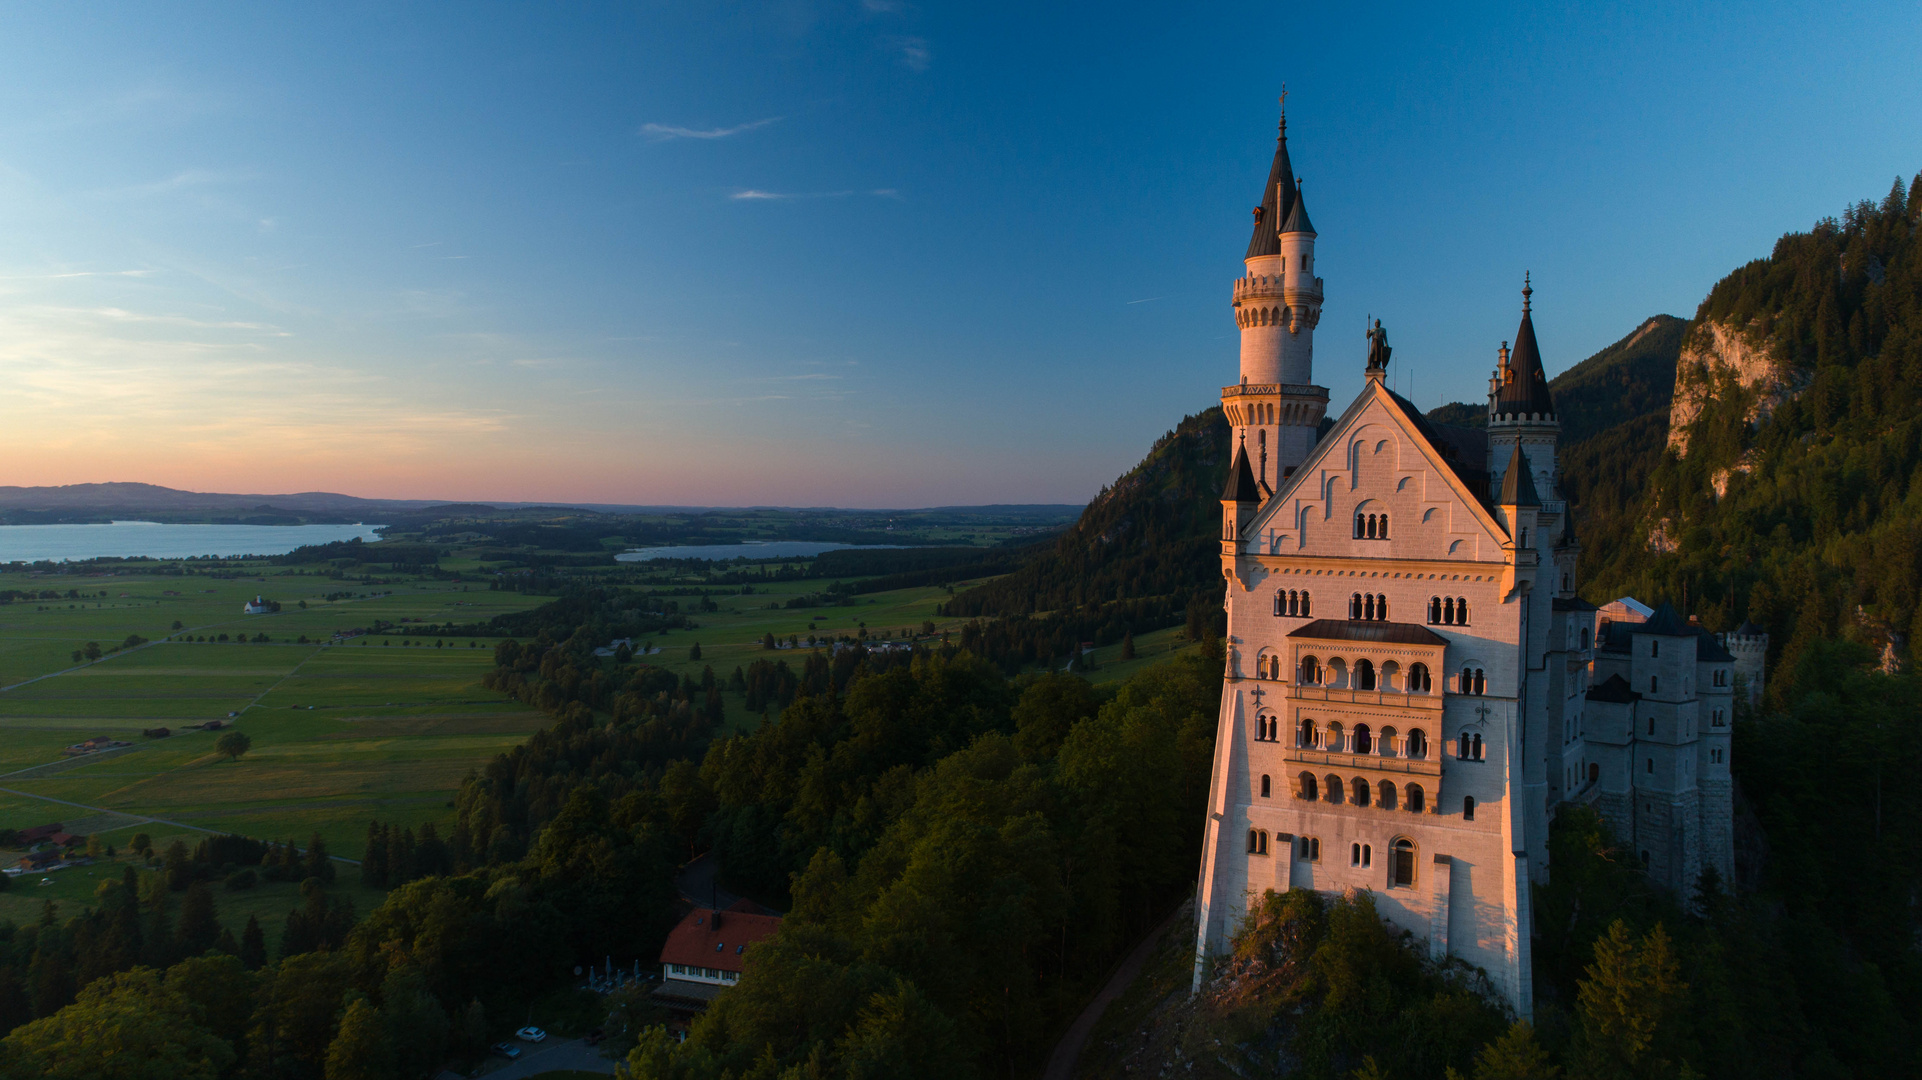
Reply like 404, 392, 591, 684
0, 521, 384, 563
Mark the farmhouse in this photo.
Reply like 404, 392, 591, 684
243, 595, 273, 614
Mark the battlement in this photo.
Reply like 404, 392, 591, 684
1233, 274, 1286, 301
1221, 382, 1328, 400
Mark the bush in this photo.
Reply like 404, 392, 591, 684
224, 868, 257, 891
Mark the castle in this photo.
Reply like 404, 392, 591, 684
1190, 104, 1741, 1017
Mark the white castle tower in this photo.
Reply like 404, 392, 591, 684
1223, 96, 1329, 493
1722, 619, 1768, 706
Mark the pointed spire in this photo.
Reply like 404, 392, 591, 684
1279, 178, 1315, 235
1222, 437, 1262, 503
1497, 443, 1541, 507
1246, 97, 1298, 260
1492, 274, 1555, 419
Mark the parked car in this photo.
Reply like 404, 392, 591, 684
516, 1026, 547, 1043
490, 1042, 521, 1059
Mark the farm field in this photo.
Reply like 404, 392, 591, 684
0, 564, 549, 896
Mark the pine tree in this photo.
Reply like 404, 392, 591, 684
214, 926, 240, 956
690, 641, 702, 660
239, 915, 267, 970
1121, 631, 1136, 660
176, 882, 220, 956
306, 832, 335, 883
361, 822, 387, 888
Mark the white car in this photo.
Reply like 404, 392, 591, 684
515, 1026, 547, 1043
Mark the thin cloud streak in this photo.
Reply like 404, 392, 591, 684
729, 188, 901, 201
641, 117, 781, 141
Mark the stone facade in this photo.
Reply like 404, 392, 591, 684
1191, 108, 1738, 1019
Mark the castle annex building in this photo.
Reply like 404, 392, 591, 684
1191, 105, 1739, 1018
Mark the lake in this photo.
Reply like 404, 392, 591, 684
617, 541, 902, 562
0, 522, 385, 563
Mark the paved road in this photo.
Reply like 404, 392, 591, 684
475, 1037, 615, 1078
1042, 900, 1192, 1080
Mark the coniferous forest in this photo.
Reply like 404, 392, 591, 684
3, 178, 1922, 1080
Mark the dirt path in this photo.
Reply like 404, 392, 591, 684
1042, 899, 1192, 1080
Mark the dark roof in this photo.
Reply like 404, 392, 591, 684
1222, 441, 1262, 503
1246, 116, 1298, 259
1586, 673, 1641, 704
1380, 388, 1492, 512
1497, 443, 1541, 506
1733, 620, 1766, 637
1635, 602, 1689, 637
1557, 506, 1578, 547
1596, 621, 1633, 653
1287, 619, 1450, 647
1692, 627, 1736, 663
1492, 280, 1556, 420
1552, 597, 1599, 611
1279, 179, 1315, 235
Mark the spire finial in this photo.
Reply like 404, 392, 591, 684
1278, 86, 1287, 137
1522, 272, 1532, 315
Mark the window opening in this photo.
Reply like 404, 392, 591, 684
1463, 796, 1476, 821
1260, 774, 1271, 798
1391, 838, 1415, 886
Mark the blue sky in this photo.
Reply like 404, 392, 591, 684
0, 2, 1915, 506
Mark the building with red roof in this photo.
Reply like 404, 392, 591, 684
652, 899, 781, 1014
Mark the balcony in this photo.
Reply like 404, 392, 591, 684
1283, 746, 1443, 778
1285, 684, 1445, 712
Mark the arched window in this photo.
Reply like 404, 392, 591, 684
1404, 783, 1425, 813
1651, 640, 1659, 658
1247, 829, 1268, 855
1456, 598, 1469, 624
1351, 777, 1371, 807
1380, 661, 1400, 691
1260, 774, 1271, 798
1354, 723, 1373, 754
1378, 780, 1397, 810
1650, 675, 1659, 694
1472, 732, 1484, 759
1328, 658, 1348, 688
1350, 593, 1363, 619
1298, 772, 1318, 800
1326, 721, 1345, 752
1391, 838, 1415, 886
1463, 796, 1476, 821
1363, 593, 1376, 620
1457, 731, 1484, 761
1409, 663, 1431, 693
1299, 835, 1320, 861
1442, 596, 1455, 624
1351, 842, 1372, 868
1299, 655, 1321, 684
1354, 513, 1366, 539
1325, 774, 1342, 804
1301, 591, 1311, 617
1378, 726, 1397, 756
1274, 591, 1285, 616
1406, 728, 1428, 759
1429, 596, 1442, 623
1356, 659, 1376, 691
1378, 513, 1389, 538
1459, 667, 1485, 695
1588, 762, 1600, 783
1296, 716, 1316, 747
1366, 514, 1377, 539
1581, 627, 1591, 649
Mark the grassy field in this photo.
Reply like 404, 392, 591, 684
0, 564, 548, 929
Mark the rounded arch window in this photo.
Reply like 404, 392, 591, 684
1353, 723, 1372, 754
1406, 728, 1428, 760
1326, 721, 1345, 752
1378, 725, 1398, 757
1463, 795, 1477, 821
1404, 783, 1425, 813
1299, 655, 1321, 685
1380, 660, 1400, 691
1356, 659, 1376, 691
1298, 771, 1318, 800
1391, 838, 1416, 886
1350, 777, 1371, 807
1328, 658, 1349, 688
1259, 774, 1271, 798
1324, 774, 1343, 804
1378, 780, 1398, 810
1408, 663, 1431, 693
1296, 716, 1317, 747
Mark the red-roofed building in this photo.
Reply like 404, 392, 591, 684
652, 900, 781, 1015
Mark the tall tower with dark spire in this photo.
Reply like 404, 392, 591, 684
1487, 274, 1559, 504
1223, 94, 1329, 493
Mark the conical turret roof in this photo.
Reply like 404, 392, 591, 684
1493, 276, 1556, 419
1497, 443, 1541, 507
1222, 441, 1262, 503
1246, 113, 1298, 260
1279, 179, 1315, 236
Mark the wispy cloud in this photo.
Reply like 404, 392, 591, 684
641, 117, 781, 141
893, 37, 930, 72
729, 188, 900, 201
1126, 296, 1166, 305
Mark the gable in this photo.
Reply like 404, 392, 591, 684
1246, 381, 1509, 561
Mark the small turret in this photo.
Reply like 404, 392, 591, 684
1220, 438, 1262, 548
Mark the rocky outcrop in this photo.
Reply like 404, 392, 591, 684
1666, 321, 1798, 458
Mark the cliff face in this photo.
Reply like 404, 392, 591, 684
1665, 320, 1799, 458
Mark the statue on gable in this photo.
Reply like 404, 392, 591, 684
1365, 318, 1392, 373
